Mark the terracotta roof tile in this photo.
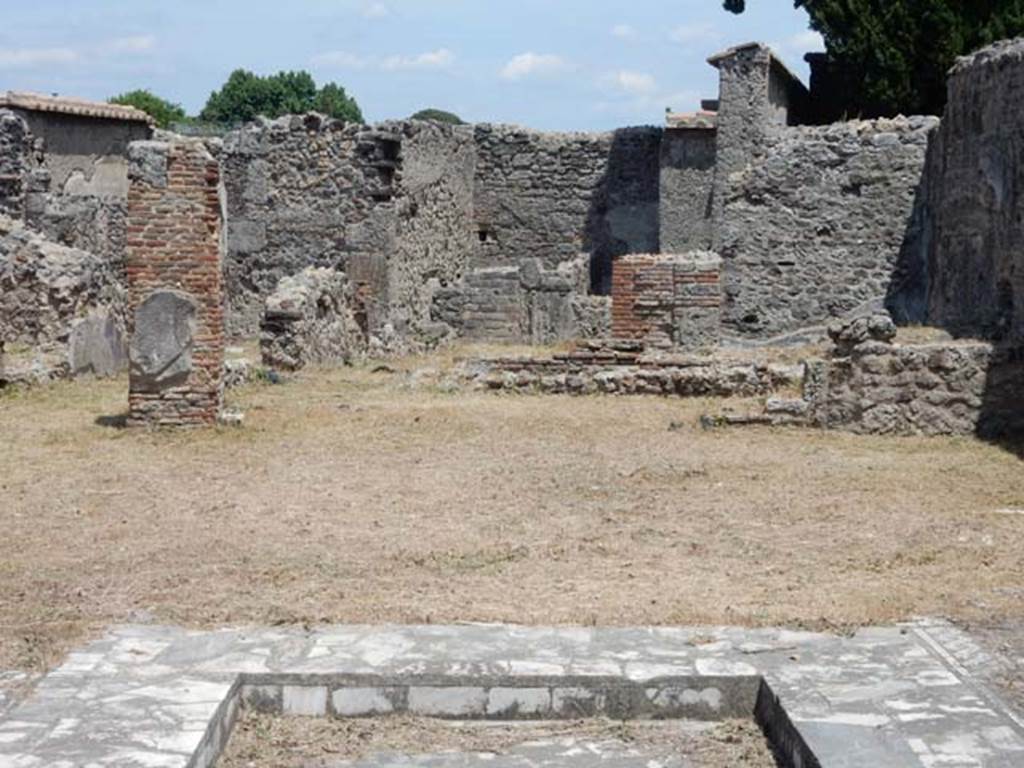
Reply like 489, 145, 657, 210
0, 91, 154, 124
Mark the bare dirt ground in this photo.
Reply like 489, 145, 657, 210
1, 347, 1023, 692
219, 714, 775, 768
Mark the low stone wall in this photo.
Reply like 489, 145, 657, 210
611, 252, 721, 351
803, 317, 1024, 437
260, 267, 365, 370
465, 341, 800, 398
0, 214, 126, 384
126, 139, 224, 427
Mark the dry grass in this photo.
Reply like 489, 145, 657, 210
1, 349, 1023, 680
218, 714, 775, 768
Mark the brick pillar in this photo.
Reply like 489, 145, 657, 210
126, 139, 224, 427
611, 252, 721, 351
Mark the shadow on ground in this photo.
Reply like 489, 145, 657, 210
95, 413, 128, 429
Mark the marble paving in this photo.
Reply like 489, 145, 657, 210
0, 619, 1022, 767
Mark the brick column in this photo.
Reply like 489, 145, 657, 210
611, 252, 721, 351
126, 139, 224, 427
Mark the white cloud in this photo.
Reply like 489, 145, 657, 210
500, 52, 568, 81
669, 23, 719, 44
362, 3, 389, 19
767, 30, 825, 72
611, 24, 638, 40
106, 35, 156, 54
311, 51, 369, 69
0, 47, 78, 69
609, 70, 657, 95
781, 30, 825, 54
313, 48, 453, 72
381, 48, 454, 71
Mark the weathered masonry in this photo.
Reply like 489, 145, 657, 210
215, 42, 937, 349
125, 139, 225, 427
0, 94, 152, 383
0, 47, 941, 362
0, 91, 153, 268
3, 36, 1024, 440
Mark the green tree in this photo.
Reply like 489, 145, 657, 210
200, 70, 363, 125
723, 1, 1024, 117
410, 108, 465, 125
109, 89, 187, 129
315, 82, 364, 123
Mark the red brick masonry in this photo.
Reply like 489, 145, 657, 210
611, 253, 721, 350
126, 140, 224, 426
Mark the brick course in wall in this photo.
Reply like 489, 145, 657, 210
611, 252, 721, 351
125, 140, 224, 427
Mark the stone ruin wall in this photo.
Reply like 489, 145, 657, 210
716, 116, 937, 338
472, 125, 661, 285
0, 108, 150, 272
923, 39, 1024, 346
389, 121, 477, 347
812, 335, 1024, 438
0, 214, 126, 384
0, 110, 31, 220
430, 124, 662, 344
707, 44, 938, 340
222, 115, 475, 349
126, 139, 224, 426
222, 115, 397, 338
659, 128, 716, 253
225, 120, 659, 348
8, 36, 1024, 396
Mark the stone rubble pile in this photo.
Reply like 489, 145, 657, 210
260, 267, 367, 371
0, 213, 125, 384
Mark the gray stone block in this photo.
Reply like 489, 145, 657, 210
68, 311, 126, 378
282, 685, 328, 716
129, 290, 197, 392
407, 686, 489, 717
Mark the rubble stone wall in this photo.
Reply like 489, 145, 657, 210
659, 128, 716, 252
2, 109, 150, 269
806, 318, 1024, 437
126, 139, 224, 427
467, 342, 801, 398
814, 341, 1024, 438
472, 124, 661, 293
716, 117, 936, 338
0, 110, 31, 219
922, 39, 1024, 344
222, 116, 475, 344
431, 255, 599, 344
389, 121, 476, 345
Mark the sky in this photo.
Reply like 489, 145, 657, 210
0, 0, 823, 132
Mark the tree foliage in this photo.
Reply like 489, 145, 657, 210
410, 108, 465, 125
723, 1, 1024, 117
199, 70, 363, 125
109, 89, 186, 129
